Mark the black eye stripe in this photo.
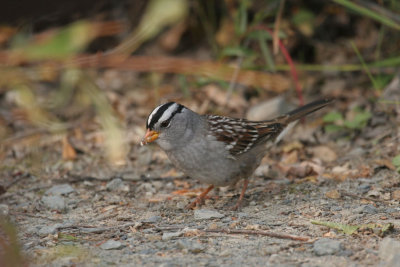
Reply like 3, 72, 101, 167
147, 102, 175, 129
147, 102, 185, 129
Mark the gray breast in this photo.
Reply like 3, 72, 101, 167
166, 133, 261, 187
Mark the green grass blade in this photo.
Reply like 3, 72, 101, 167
333, 0, 400, 31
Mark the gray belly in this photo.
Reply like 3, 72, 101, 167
166, 140, 262, 187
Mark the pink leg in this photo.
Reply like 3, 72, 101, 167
232, 179, 249, 210
186, 185, 214, 209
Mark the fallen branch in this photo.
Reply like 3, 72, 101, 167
204, 228, 309, 241
0, 52, 291, 92
339, 190, 391, 205
57, 221, 309, 242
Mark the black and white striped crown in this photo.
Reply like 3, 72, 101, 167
146, 102, 185, 130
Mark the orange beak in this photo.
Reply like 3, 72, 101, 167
140, 129, 159, 146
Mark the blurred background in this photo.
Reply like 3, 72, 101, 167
0, 0, 399, 174
0, 0, 400, 264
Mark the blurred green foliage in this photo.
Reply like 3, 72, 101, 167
392, 154, 400, 173
323, 108, 372, 133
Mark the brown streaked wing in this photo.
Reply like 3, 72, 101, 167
206, 115, 281, 156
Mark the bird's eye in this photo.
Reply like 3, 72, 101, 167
160, 121, 170, 128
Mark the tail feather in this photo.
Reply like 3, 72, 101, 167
276, 98, 334, 124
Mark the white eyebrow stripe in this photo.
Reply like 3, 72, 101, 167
158, 103, 178, 123
148, 105, 162, 126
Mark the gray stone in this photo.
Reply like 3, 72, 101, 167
177, 239, 206, 253
194, 209, 224, 220
313, 238, 343, 256
0, 204, 9, 216
222, 217, 232, 223
38, 224, 63, 236
41, 195, 66, 211
238, 212, 248, 218
139, 248, 157, 255
338, 249, 353, 257
143, 216, 162, 223
162, 231, 182, 241
357, 184, 371, 194
330, 206, 342, 211
379, 238, 400, 262
354, 205, 378, 214
384, 253, 400, 267
106, 178, 127, 191
385, 208, 398, 213
45, 184, 74, 195
100, 240, 125, 250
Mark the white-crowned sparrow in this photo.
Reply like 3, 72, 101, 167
141, 98, 332, 209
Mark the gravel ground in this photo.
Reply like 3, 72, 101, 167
2, 141, 400, 266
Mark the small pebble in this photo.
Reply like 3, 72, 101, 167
379, 238, 400, 262
100, 240, 125, 250
0, 204, 9, 216
357, 184, 371, 194
106, 178, 128, 191
238, 212, 248, 219
162, 232, 182, 241
194, 209, 224, 220
313, 238, 342, 256
354, 205, 378, 214
385, 254, 400, 267
385, 208, 397, 213
177, 239, 205, 253
38, 224, 62, 236
331, 206, 342, 211
41, 195, 66, 211
143, 216, 162, 224
45, 184, 74, 195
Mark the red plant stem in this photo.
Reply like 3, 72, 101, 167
250, 25, 304, 106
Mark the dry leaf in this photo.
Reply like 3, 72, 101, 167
173, 180, 190, 189
282, 141, 304, 153
208, 223, 218, 230
332, 165, 350, 174
323, 231, 337, 238
281, 150, 299, 165
203, 84, 246, 111
285, 161, 324, 178
374, 159, 395, 171
392, 190, 400, 200
215, 18, 235, 46
245, 224, 261, 230
62, 136, 77, 160
295, 176, 318, 184
325, 189, 341, 199
183, 229, 201, 237
310, 145, 337, 163
161, 169, 181, 178
101, 205, 117, 212
148, 196, 167, 203
159, 21, 187, 51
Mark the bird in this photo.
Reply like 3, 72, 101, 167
141, 98, 333, 210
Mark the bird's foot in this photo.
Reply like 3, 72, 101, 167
186, 185, 214, 209
230, 179, 249, 211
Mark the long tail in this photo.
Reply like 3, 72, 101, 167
277, 98, 334, 124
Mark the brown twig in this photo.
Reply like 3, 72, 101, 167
204, 228, 309, 241
339, 190, 391, 205
0, 52, 291, 92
